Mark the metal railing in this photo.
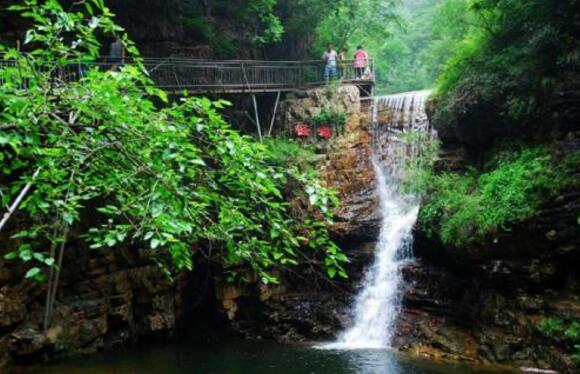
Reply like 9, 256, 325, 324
0, 57, 375, 94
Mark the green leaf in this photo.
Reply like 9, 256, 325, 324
191, 158, 206, 166
25, 267, 42, 280
24, 30, 34, 44
327, 267, 337, 278
4, 251, 19, 261
104, 236, 117, 247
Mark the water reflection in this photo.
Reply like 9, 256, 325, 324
338, 348, 406, 374
20, 341, 504, 374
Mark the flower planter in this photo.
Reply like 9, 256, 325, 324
317, 124, 332, 140
294, 123, 311, 138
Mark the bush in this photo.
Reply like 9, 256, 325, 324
539, 317, 565, 338
538, 318, 580, 365
419, 146, 578, 246
308, 109, 348, 135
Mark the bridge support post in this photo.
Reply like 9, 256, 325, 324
267, 91, 281, 137
251, 94, 263, 143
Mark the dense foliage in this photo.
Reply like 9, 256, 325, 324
408, 0, 580, 247
0, 0, 348, 283
419, 147, 578, 246
433, 0, 580, 129
311, 0, 399, 53
263, 138, 317, 165
285, 0, 470, 93
369, 0, 469, 93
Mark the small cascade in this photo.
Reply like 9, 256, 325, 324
322, 90, 433, 350
371, 90, 432, 178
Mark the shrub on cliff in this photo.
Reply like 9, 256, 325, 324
0, 0, 348, 284
538, 317, 580, 367
419, 146, 578, 246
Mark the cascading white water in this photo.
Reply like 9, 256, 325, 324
321, 90, 432, 350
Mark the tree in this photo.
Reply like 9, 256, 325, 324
0, 0, 348, 284
360, 0, 470, 93
313, 0, 399, 52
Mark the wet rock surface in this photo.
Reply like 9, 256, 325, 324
221, 284, 352, 343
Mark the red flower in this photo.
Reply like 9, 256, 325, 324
318, 125, 332, 139
294, 123, 311, 137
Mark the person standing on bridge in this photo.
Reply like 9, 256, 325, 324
108, 35, 125, 71
322, 43, 338, 82
353, 45, 369, 79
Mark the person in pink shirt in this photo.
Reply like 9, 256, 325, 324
353, 45, 369, 79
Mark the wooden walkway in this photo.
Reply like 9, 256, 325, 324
1, 57, 375, 94
136, 58, 374, 94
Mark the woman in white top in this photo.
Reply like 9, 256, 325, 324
322, 43, 338, 81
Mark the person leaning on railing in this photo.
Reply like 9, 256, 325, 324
353, 45, 369, 80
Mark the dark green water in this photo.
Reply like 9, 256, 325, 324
20, 341, 511, 374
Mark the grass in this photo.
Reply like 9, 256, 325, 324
263, 137, 318, 165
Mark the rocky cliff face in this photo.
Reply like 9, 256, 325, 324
0, 86, 378, 369
395, 189, 580, 371
0, 243, 189, 369
404, 83, 580, 372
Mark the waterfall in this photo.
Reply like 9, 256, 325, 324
322, 90, 433, 350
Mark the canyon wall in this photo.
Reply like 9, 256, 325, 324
395, 79, 580, 372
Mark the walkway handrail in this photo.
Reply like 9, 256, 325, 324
0, 57, 375, 93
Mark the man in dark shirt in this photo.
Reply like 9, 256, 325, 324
109, 35, 125, 71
